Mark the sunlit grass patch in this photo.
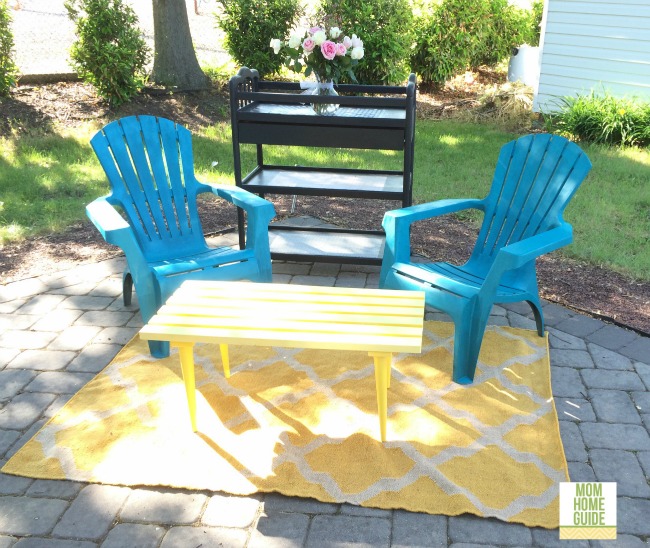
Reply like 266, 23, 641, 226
1, 119, 648, 281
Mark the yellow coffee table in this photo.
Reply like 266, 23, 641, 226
139, 280, 425, 441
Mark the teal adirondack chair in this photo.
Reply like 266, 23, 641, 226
87, 115, 276, 358
380, 133, 592, 384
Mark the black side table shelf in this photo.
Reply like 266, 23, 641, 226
228, 67, 416, 264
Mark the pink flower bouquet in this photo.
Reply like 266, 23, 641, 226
270, 25, 364, 84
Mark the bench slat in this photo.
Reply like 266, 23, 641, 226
167, 290, 423, 308
147, 314, 421, 337
179, 280, 423, 302
140, 324, 424, 353
158, 302, 424, 324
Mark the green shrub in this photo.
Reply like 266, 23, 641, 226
472, 0, 533, 67
0, 0, 19, 96
319, 0, 414, 85
412, 0, 538, 85
411, 0, 490, 85
527, 0, 544, 46
544, 91, 650, 147
65, 0, 149, 106
216, 0, 301, 77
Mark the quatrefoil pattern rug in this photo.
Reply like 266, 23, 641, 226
3, 321, 568, 528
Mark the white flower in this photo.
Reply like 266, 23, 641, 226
351, 34, 363, 48
342, 36, 352, 48
270, 38, 283, 54
350, 46, 364, 60
288, 33, 302, 49
312, 30, 327, 46
329, 26, 342, 39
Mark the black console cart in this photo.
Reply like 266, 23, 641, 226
228, 67, 416, 264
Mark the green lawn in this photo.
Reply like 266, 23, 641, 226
1, 119, 648, 280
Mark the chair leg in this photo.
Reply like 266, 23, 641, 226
527, 298, 545, 337
451, 301, 491, 385
148, 340, 170, 359
137, 284, 170, 359
123, 272, 133, 306
259, 266, 273, 283
451, 315, 475, 385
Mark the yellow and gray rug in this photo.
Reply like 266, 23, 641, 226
3, 321, 568, 528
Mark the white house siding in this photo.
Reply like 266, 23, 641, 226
534, 0, 650, 112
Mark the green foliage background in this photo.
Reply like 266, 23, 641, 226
411, 0, 540, 85
319, 0, 415, 85
216, 0, 302, 77
65, 0, 150, 106
0, 0, 19, 96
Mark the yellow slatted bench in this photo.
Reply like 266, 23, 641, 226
139, 280, 426, 442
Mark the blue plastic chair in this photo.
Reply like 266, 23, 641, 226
87, 115, 276, 358
380, 133, 592, 384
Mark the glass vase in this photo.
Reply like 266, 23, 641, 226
310, 79, 339, 116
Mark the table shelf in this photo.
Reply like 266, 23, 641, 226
268, 226, 385, 264
242, 167, 404, 199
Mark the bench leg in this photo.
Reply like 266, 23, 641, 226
369, 351, 392, 442
173, 342, 198, 432
219, 344, 230, 378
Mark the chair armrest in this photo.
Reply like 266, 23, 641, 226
86, 197, 131, 247
497, 223, 573, 271
86, 197, 149, 275
381, 198, 484, 267
477, 223, 573, 300
200, 183, 275, 269
383, 198, 485, 227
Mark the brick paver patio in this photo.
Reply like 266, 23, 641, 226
1, 229, 650, 547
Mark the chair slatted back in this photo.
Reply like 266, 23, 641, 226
91, 116, 206, 261
471, 134, 592, 267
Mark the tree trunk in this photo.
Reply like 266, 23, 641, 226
151, 0, 210, 90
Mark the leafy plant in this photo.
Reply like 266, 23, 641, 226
412, 0, 539, 85
319, 0, 414, 85
527, 0, 544, 46
65, 0, 150, 106
0, 0, 19, 96
544, 91, 650, 147
472, 0, 533, 67
411, 0, 489, 85
216, 0, 302, 77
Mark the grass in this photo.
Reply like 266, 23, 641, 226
1, 119, 648, 281
0, 127, 103, 242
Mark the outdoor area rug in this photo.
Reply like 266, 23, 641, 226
3, 321, 568, 528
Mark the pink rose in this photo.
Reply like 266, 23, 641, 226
336, 43, 347, 56
320, 40, 337, 60
342, 36, 352, 48
302, 38, 315, 52
309, 26, 322, 34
